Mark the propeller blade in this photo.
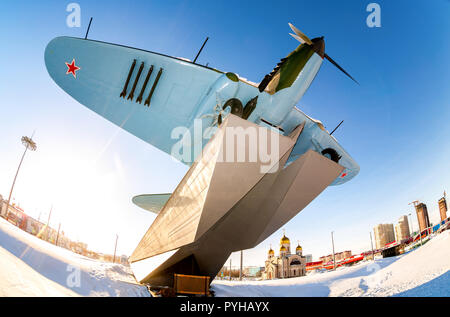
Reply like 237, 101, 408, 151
324, 53, 359, 84
289, 33, 306, 44
288, 23, 312, 45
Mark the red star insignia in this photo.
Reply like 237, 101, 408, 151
341, 172, 347, 178
65, 59, 80, 78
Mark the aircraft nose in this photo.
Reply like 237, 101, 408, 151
311, 36, 325, 58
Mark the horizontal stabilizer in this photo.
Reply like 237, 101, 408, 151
132, 193, 171, 214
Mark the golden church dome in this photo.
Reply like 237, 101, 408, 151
268, 248, 274, 255
280, 234, 290, 244
296, 244, 302, 251
280, 245, 287, 252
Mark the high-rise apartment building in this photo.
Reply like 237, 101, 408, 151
395, 215, 410, 242
438, 196, 448, 222
373, 223, 395, 249
415, 203, 430, 232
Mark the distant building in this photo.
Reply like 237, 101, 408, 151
438, 196, 448, 222
243, 266, 264, 277
374, 223, 395, 249
0, 195, 5, 217
395, 215, 410, 242
340, 250, 352, 260
303, 254, 313, 263
415, 203, 430, 232
4, 203, 28, 229
319, 254, 333, 263
0, 200, 137, 264
263, 233, 307, 280
319, 250, 351, 263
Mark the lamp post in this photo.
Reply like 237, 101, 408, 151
46, 205, 53, 241
239, 250, 243, 281
113, 234, 119, 263
56, 223, 61, 246
5, 135, 37, 221
331, 231, 336, 270
370, 232, 374, 260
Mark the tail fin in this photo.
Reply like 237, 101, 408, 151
132, 193, 171, 214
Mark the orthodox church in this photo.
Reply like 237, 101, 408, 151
262, 232, 307, 279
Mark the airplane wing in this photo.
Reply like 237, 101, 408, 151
45, 37, 359, 186
45, 36, 224, 163
132, 193, 172, 214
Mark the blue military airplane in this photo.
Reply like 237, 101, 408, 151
45, 23, 359, 203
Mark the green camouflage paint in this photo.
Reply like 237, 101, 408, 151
275, 44, 315, 93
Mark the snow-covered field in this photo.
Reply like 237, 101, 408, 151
0, 216, 149, 297
1, 213, 449, 297
212, 231, 450, 297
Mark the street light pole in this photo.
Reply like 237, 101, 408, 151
239, 250, 243, 281
331, 231, 336, 270
56, 223, 61, 246
113, 234, 119, 263
5, 135, 37, 221
370, 232, 374, 260
46, 206, 53, 241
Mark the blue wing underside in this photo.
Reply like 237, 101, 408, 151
45, 37, 226, 159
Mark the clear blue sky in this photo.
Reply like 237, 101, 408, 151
0, 1, 449, 266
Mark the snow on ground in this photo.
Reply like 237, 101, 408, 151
212, 230, 450, 297
0, 245, 79, 297
0, 216, 149, 297
2, 212, 449, 297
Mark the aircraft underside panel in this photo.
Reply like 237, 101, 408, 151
281, 107, 360, 185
